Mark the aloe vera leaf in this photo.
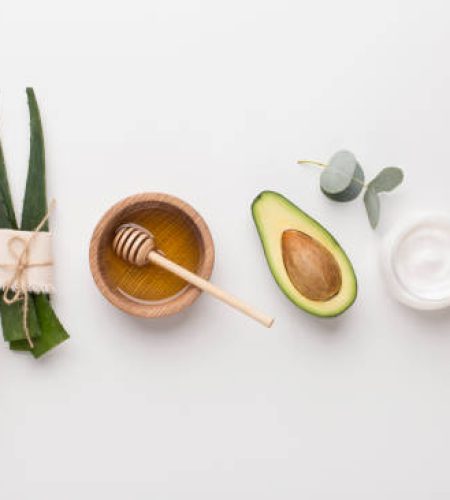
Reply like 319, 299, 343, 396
9, 339, 31, 350
28, 294, 68, 358
0, 140, 18, 229
10, 296, 68, 355
21, 88, 48, 231
1, 299, 40, 342
0, 137, 41, 342
20, 88, 68, 355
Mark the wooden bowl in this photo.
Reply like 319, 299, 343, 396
89, 193, 215, 318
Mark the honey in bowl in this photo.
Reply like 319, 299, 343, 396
103, 207, 201, 303
90, 193, 215, 318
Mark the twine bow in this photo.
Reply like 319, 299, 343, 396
0, 201, 55, 348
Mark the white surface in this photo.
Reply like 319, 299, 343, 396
1, 1, 450, 498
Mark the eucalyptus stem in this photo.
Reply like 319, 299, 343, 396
297, 159, 366, 188
297, 160, 328, 168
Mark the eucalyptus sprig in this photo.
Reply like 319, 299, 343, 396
297, 150, 404, 228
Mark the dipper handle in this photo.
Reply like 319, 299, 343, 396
148, 251, 274, 328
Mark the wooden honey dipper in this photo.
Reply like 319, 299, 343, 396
112, 224, 274, 328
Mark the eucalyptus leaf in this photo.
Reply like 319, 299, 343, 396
364, 186, 380, 228
320, 150, 357, 193
320, 150, 365, 202
369, 167, 403, 193
322, 164, 365, 202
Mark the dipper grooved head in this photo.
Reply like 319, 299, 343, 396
112, 224, 156, 266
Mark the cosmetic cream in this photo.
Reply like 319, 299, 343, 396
382, 214, 450, 310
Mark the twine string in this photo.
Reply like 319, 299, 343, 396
0, 200, 55, 348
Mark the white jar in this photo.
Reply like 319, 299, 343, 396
381, 213, 450, 310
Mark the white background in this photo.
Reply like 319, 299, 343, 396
1, 0, 450, 498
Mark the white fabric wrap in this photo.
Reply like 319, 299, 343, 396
0, 229, 54, 293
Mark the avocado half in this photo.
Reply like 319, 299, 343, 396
252, 191, 357, 317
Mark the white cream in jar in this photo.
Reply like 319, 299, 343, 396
382, 214, 450, 310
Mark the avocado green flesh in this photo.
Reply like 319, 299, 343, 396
252, 191, 357, 317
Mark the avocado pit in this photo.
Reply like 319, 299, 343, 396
281, 229, 342, 301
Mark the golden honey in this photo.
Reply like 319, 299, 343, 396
103, 208, 201, 302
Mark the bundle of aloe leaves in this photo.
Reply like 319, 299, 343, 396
0, 88, 69, 358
